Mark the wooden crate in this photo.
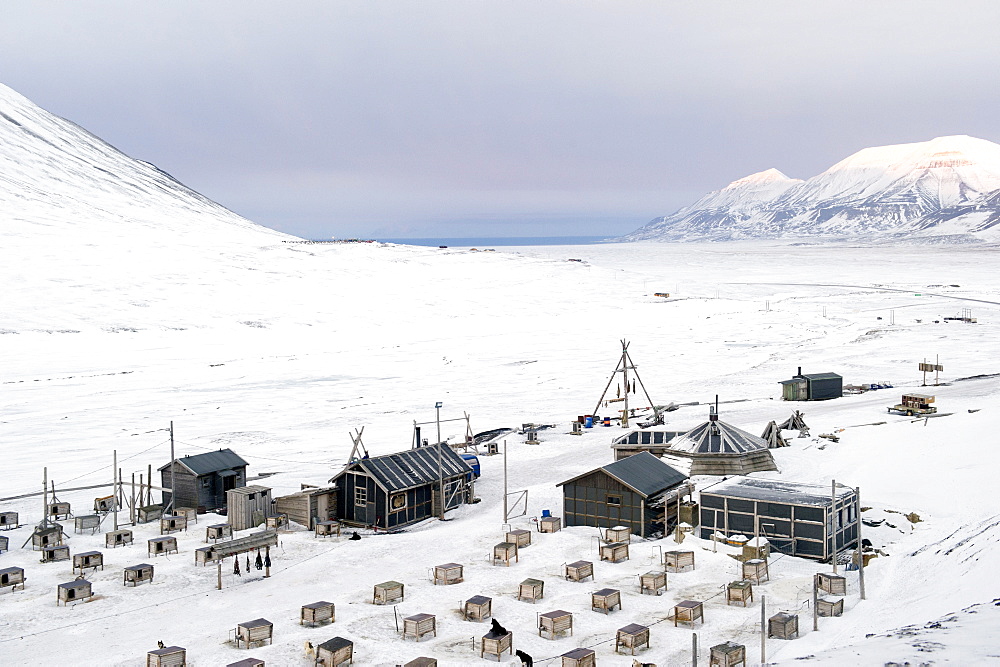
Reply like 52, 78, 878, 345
57, 579, 92, 606
433, 563, 463, 585
817, 596, 844, 617
605, 526, 631, 543
41, 545, 70, 563
175, 507, 198, 524
640, 570, 667, 595
768, 612, 799, 640
591, 588, 621, 614
106, 529, 133, 548
236, 618, 273, 648
146, 646, 186, 667
564, 560, 593, 582
506, 529, 532, 548
148, 536, 178, 557
664, 550, 695, 572
48, 502, 71, 520
0, 567, 25, 591
206, 524, 233, 542
726, 581, 753, 607
742, 559, 769, 584
493, 542, 518, 566
480, 631, 513, 661
315, 636, 353, 666
539, 516, 561, 533
315, 520, 341, 538
518, 578, 544, 603
402, 659, 436, 667
539, 609, 573, 639
402, 613, 436, 641
0, 535, 6, 553
672, 600, 705, 626
160, 515, 187, 535
74, 514, 102, 535
124, 564, 154, 587
817, 572, 847, 596
709, 640, 746, 667
373, 580, 404, 605
600, 541, 629, 563
464, 595, 492, 622
301, 601, 335, 626
138, 505, 163, 523
32, 525, 64, 550
226, 659, 265, 667
615, 623, 649, 655
73, 551, 104, 574
560, 648, 596, 667
265, 513, 288, 530
0, 511, 18, 530
742, 538, 770, 561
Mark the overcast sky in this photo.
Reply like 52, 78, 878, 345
4, 2, 1000, 239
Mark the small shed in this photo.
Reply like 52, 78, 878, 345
615, 623, 649, 655
160, 515, 188, 534
315, 520, 341, 538
561, 648, 596, 667
539, 609, 573, 639
106, 529, 133, 548
147, 646, 186, 667
591, 588, 621, 614
672, 600, 704, 626
817, 596, 844, 617
48, 501, 71, 520
463, 595, 492, 622
235, 618, 273, 649
0, 511, 19, 530
432, 563, 463, 585
779, 368, 843, 401
275, 485, 337, 529
743, 559, 769, 584
57, 579, 92, 605
124, 564, 154, 587
148, 536, 178, 557
227, 485, 273, 532
373, 580, 404, 605
41, 545, 70, 562
558, 452, 688, 538
506, 529, 531, 548
138, 505, 163, 523
709, 641, 746, 667
73, 551, 104, 574
32, 525, 64, 550
493, 542, 518, 566
0, 566, 26, 591
315, 636, 353, 666
564, 560, 593, 582
518, 578, 544, 603
207, 523, 233, 542
402, 613, 436, 641
768, 612, 799, 640
664, 550, 695, 572
817, 572, 847, 595
539, 515, 561, 533
160, 448, 249, 512
600, 542, 629, 563
726, 580, 753, 606
301, 601, 335, 626
640, 570, 666, 595
480, 629, 513, 661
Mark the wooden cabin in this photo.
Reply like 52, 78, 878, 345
640, 570, 667, 595
709, 641, 746, 667
463, 595, 492, 622
817, 572, 847, 595
235, 618, 273, 649
106, 529, 133, 548
768, 612, 799, 640
32, 525, 64, 550
591, 588, 621, 614
560, 648, 596, 667
301, 601, 335, 626
0, 567, 25, 591
315, 636, 353, 666
148, 536, 178, 557
138, 504, 163, 523
402, 613, 436, 641
611, 429, 687, 460
227, 485, 273, 532
160, 515, 188, 534
699, 478, 859, 561
539, 515, 561, 533
817, 596, 844, 617
160, 448, 249, 512
73, 551, 104, 574
57, 579, 92, 605
206, 523, 233, 542
315, 520, 341, 538
539, 609, 573, 639
565, 560, 593, 582
780, 368, 843, 401
615, 624, 649, 655
0, 511, 19, 530
672, 600, 704, 626
493, 542, 517, 566
726, 580, 753, 606
329, 445, 473, 530
743, 559, 769, 583
664, 550, 695, 572
558, 452, 688, 538
432, 563, 463, 585
146, 646, 186, 667
518, 578, 544, 603
275, 485, 337, 529
600, 541, 629, 563
480, 629, 513, 661
506, 529, 531, 548
41, 545, 70, 563
373, 580, 404, 605
47, 501, 71, 520
124, 564, 154, 587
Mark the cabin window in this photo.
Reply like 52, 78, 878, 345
202, 477, 211, 488
248, 492, 256, 501
355, 487, 368, 507
390, 493, 407, 511
606, 494, 622, 506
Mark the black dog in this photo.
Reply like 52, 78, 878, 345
490, 619, 508, 636
515, 649, 533, 666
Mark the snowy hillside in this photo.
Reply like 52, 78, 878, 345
623, 135, 1000, 243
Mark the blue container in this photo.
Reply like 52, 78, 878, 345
584, 416, 593, 428
541, 509, 551, 518
603, 417, 611, 427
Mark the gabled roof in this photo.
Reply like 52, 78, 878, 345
158, 448, 248, 476
558, 451, 688, 498
332, 445, 472, 493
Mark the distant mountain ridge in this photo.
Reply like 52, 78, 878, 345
622, 135, 1000, 243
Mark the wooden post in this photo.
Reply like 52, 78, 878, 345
436, 403, 444, 520
857, 486, 866, 600
168, 422, 175, 513
760, 595, 766, 664
831, 479, 838, 574
112, 450, 119, 531
42, 467, 48, 527
130, 472, 136, 524
502, 440, 508, 523
691, 631, 698, 666
217, 560, 222, 590
147, 463, 153, 506
812, 574, 819, 631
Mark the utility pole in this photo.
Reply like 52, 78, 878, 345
831, 479, 838, 575
113, 449, 119, 531
691, 632, 698, 666
760, 595, 766, 664
812, 574, 819, 631
42, 466, 48, 527
168, 421, 176, 514
435, 402, 444, 520
503, 440, 508, 523
857, 485, 866, 600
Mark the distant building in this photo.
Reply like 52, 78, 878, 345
159, 448, 248, 512
779, 367, 843, 401
557, 452, 689, 537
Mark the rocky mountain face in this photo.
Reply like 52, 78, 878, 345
623, 135, 1000, 243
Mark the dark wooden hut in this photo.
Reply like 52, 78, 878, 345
779, 368, 843, 401
159, 448, 249, 512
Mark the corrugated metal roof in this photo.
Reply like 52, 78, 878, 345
802, 372, 842, 381
559, 451, 687, 498
668, 419, 770, 455
344, 445, 472, 493
159, 448, 248, 476
701, 477, 855, 507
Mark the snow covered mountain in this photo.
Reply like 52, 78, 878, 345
623, 135, 1000, 242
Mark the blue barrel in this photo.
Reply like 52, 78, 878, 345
584, 416, 593, 428
603, 417, 611, 427
541, 509, 551, 518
